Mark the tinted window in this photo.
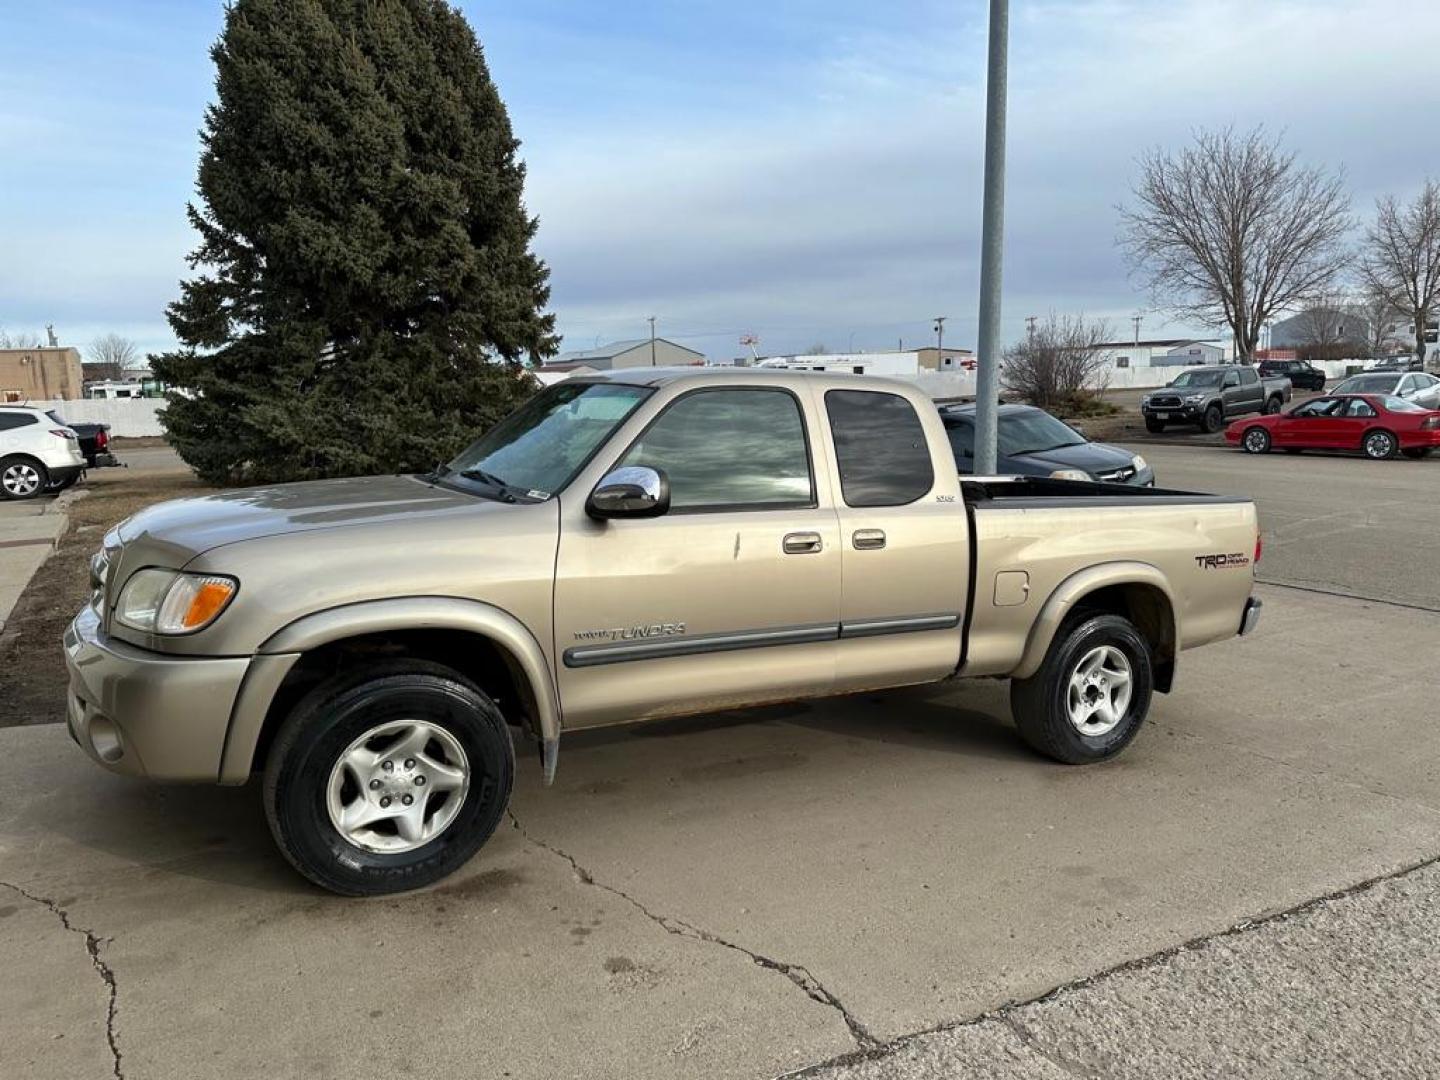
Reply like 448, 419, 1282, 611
825, 390, 934, 507
0, 411, 37, 431
620, 389, 813, 511
945, 420, 975, 459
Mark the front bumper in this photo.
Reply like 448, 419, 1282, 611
64, 604, 250, 780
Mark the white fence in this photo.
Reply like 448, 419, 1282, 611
32, 398, 167, 437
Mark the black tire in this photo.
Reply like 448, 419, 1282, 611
1009, 613, 1154, 765
1362, 428, 1399, 460
1144, 418, 1165, 434
1241, 426, 1271, 454
1201, 405, 1224, 433
1263, 396, 1283, 415
263, 659, 515, 896
0, 455, 49, 500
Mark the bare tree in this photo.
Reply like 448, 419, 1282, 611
1288, 288, 1364, 361
86, 333, 140, 381
1001, 314, 1113, 410
1356, 287, 1404, 358
1119, 127, 1351, 363
1360, 180, 1440, 368
0, 327, 43, 348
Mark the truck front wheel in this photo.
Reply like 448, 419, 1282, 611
1009, 614, 1154, 764
263, 660, 514, 896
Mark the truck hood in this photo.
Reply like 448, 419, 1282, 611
118, 474, 490, 558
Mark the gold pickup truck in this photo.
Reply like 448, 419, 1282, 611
64, 368, 1261, 894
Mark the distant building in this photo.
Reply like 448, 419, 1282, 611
1096, 339, 1226, 369
548, 338, 705, 371
0, 346, 84, 401
759, 347, 974, 377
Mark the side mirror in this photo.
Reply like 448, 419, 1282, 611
586, 466, 670, 520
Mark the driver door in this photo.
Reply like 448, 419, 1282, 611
552, 386, 842, 729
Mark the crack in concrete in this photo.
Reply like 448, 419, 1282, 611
780, 849, 1440, 1077
505, 811, 879, 1050
1, 881, 123, 1079
1000, 1013, 1094, 1079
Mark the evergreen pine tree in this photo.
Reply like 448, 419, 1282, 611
152, 0, 556, 484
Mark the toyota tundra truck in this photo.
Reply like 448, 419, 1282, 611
64, 369, 1262, 895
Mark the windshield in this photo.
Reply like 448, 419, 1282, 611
443, 381, 651, 499
997, 409, 1086, 456
1169, 370, 1224, 388
1336, 374, 1400, 393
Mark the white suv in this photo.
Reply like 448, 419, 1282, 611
0, 406, 86, 500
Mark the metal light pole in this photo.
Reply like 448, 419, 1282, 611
934, 316, 947, 365
973, 0, 1009, 475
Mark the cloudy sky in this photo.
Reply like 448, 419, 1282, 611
2, 0, 1438, 362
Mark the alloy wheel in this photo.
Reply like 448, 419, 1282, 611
1066, 645, 1133, 737
1, 463, 41, 497
325, 720, 471, 854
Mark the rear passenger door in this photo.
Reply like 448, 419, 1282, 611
822, 389, 968, 692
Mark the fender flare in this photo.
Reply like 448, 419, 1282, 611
218, 597, 561, 785
1011, 562, 1178, 681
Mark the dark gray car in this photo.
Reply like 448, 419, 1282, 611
941, 403, 1155, 485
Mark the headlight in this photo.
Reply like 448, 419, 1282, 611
1140, 395, 1151, 408
116, 569, 238, 634
1131, 454, 1148, 472
1049, 468, 1091, 482
1183, 394, 1205, 404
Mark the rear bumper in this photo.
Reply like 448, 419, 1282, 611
63, 604, 250, 781
1238, 596, 1262, 637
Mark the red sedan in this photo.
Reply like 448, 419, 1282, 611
1225, 393, 1440, 459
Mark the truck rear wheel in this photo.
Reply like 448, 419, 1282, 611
263, 660, 514, 896
1009, 613, 1154, 764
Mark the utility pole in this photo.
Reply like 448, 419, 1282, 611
1132, 313, 1143, 345
934, 316, 947, 365
973, 0, 1009, 475
1025, 315, 1037, 338
647, 316, 657, 366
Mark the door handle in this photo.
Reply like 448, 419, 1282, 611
852, 529, 886, 550
782, 532, 823, 555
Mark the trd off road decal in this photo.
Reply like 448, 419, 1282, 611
1194, 553, 1250, 569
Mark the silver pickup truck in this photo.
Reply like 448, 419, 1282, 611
64, 369, 1262, 894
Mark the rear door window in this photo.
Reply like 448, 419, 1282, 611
825, 390, 934, 507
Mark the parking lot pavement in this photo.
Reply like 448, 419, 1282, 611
1123, 442, 1440, 609
803, 858, 1440, 1080
3, 582, 1440, 1079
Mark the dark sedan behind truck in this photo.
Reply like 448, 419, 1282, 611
942, 403, 1154, 485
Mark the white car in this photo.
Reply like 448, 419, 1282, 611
0, 406, 86, 500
